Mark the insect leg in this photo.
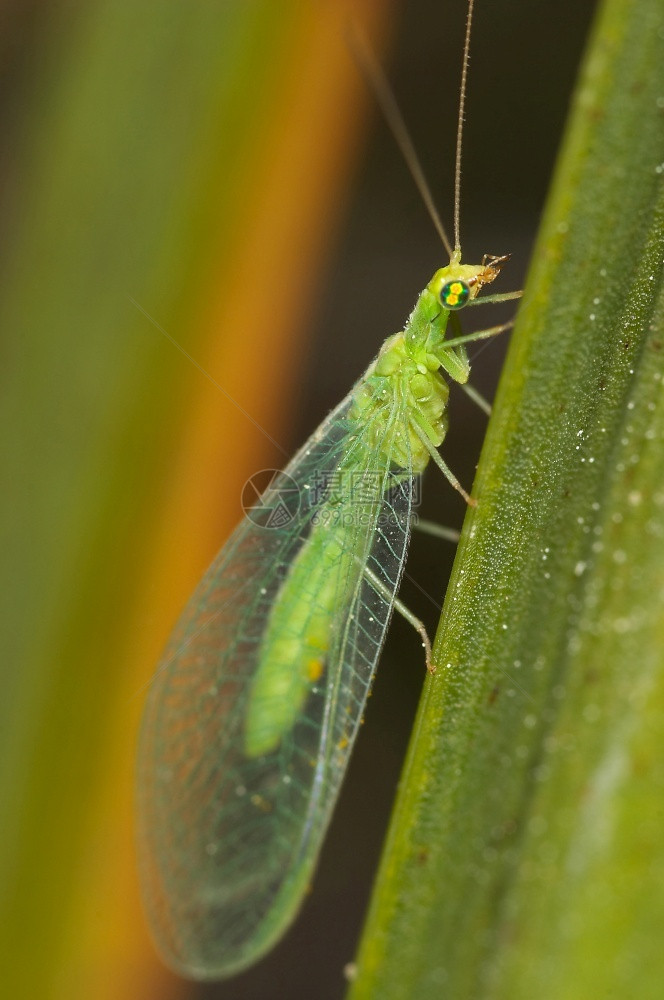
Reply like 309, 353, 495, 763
362, 564, 434, 672
412, 520, 460, 543
443, 313, 498, 414
460, 382, 491, 416
467, 289, 522, 307
409, 418, 476, 507
442, 319, 514, 352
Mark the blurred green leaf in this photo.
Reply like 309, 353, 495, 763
0, 2, 303, 995
350, 0, 664, 995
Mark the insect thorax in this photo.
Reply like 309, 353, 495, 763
349, 333, 449, 475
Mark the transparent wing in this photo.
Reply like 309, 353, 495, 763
137, 385, 416, 979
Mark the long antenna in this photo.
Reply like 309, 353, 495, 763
454, 0, 475, 254
348, 25, 454, 259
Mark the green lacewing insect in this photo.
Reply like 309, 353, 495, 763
137, 0, 520, 980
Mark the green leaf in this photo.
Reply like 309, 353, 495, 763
350, 0, 664, 996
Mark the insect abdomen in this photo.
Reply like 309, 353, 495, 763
244, 518, 353, 758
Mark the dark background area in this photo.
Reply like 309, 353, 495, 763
198, 0, 598, 998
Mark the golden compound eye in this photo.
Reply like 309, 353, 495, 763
439, 279, 470, 310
